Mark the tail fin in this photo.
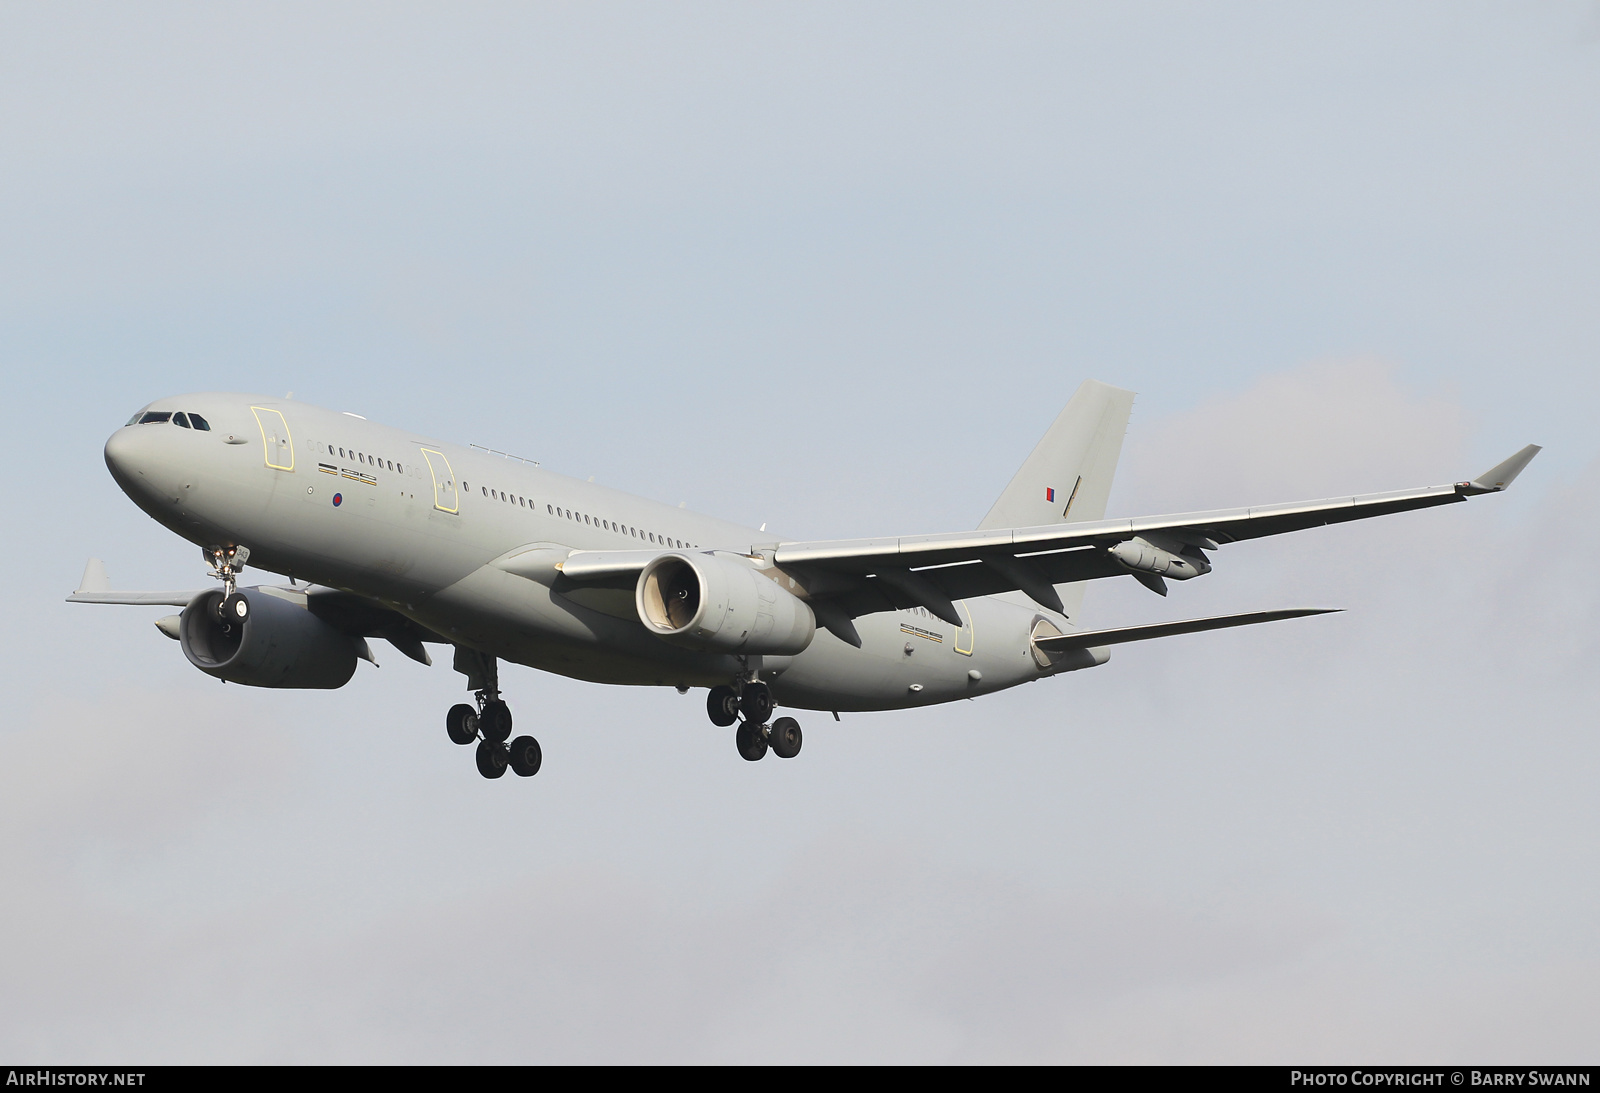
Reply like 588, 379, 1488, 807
978, 379, 1136, 531
978, 379, 1135, 621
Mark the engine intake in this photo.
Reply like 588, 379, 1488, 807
636, 553, 815, 655
180, 587, 358, 688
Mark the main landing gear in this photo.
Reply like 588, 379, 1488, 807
708, 680, 802, 763
449, 648, 541, 781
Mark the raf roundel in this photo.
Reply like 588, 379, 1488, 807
332, 493, 342, 507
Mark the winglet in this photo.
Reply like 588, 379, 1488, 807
1461, 444, 1542, 495
77, 557, 111, 595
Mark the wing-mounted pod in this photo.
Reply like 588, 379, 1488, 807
180, 587, 360, 688
1107, 531, 1214, 596
636, 553, 816, 656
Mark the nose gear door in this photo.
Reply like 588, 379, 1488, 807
420, 448, 458, 513
251, 407, 295, 471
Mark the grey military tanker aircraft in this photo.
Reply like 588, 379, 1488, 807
71, 380, 1539, 780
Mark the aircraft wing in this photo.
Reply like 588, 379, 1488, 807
65, 557, 445, 666
772, 445, 1541, 636
65, 558, 206, 605
299, 587, 447, 666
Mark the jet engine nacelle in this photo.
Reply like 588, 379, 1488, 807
1108, 535, 1213, 581
180, 587, 358, 688
636, 553, 816, 655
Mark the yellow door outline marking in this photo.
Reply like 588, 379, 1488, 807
954, 599, 975, 656
420, 448, 459, 514
251, 406, 295, 471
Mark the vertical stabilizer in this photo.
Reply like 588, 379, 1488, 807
978, 379, 1135, 618
979, 379, 1135, 531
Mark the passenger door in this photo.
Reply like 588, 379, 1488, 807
420, 448, 458, 513
954, 600, 975, 656
251, 407, 295, 471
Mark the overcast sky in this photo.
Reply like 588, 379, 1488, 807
2, 2, 1597, 1062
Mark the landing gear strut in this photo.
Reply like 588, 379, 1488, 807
711, 677, 802, 762
448, 647, 541, 781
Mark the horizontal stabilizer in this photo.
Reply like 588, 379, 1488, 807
1464, 444, 1542, 494
1033, 608, 1339, 651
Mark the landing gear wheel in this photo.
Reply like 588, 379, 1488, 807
770, 716, 803, 759
217, 592, 249, 624
479, 700, 513, 744
475, 739, 508, 779
736, 721, 769, 762
446, 703, 479, 745
707, 685, 740, 727
508, 735, 542, 777
739, 682, 774, 726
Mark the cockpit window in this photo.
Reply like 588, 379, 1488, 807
124, 408, 212, 428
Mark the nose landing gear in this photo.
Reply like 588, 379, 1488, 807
202, 544, 253, 633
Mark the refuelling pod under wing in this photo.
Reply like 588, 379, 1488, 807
1108, 532, 1213, 596
180, 587, 358, 688
637, 553, 816, 656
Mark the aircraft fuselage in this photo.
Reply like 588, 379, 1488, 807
105, 393, 1086, 711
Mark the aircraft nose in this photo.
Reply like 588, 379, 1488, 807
104, 425, 152, 496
